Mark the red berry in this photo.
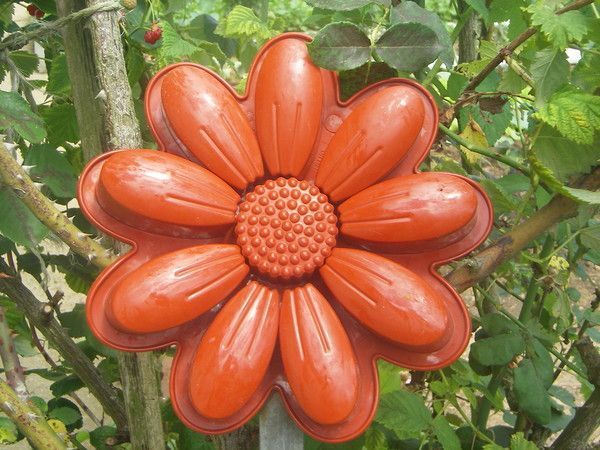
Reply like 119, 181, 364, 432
144, 24, 162, 45
26, 4, 44, 19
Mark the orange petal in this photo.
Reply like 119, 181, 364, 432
279, 284, 358, 424
339, 173, 478, 249
97, 150, 240, 237
190, 282, 279, 419
109, 245, 248, 333
316, 86, 425, 201
161, 66, 263, 189
320, 248, 449, 350
255, 39, 323, 177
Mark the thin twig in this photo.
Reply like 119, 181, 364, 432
0, 306, 28, 400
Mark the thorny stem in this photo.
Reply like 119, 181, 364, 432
0, 306, 28, 400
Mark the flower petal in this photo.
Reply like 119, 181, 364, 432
320, 248, 449, 350
161, 66, 263, 189
108, 245, 248, 334
189, 281, 279, 419
255, 38, 323, 177
316, 86, 425, 201
279, 284, 359, 425
97, 150, 240, 237
338, 173, 478, 250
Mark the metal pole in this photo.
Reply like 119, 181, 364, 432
260, 395, 304, 450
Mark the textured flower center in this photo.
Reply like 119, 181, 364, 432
235, 177, 338, 280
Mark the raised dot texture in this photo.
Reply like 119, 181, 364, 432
235, 178, 338, 280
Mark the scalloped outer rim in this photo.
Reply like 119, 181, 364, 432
77, 32, 494, 443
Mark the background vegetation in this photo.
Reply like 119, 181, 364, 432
0, 0, 599, 448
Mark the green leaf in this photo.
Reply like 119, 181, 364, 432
432, 416, 461, 450
9, 51, 39, 78
581, 224, 600, 252
480, 179, 518, 214
46, 54, 71, 96
530, 48, 569, 106
0, 91, 46, 143
391, 1, 454, 67
90, 426, 117, 450
376, 390, 432, 438
481, 312, 520, 336
308, 22, 371, 71
364, 426, 388, 450
513, 359, 552, 424
532, 125, 600, 182
48, 406, 82, 426
0, 417, 18, 444
562, 187, 600, 204
24, 144, 77, 198
489, 0, 527, 39
510, 432, 538, 450
216, 5, 273, 40
305, 0, 388, 10
531, 340, 554, 389
374, 22, 443, 72
536, 89, 600, 145
160, 21, 202, 60
50, 375, 85, 397
339, 62, 396, 100
529, 2, 589, 50
126, 47, 145, 85
0, 186, 49, 248
471, 334, 525, 366
39, 103, 80, 146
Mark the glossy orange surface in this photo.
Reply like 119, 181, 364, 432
316, 85, 425, 201
108, 245, 248, 334
190, 282, 279, 419
77, 33, 494, 443
279, 284, 358, 425
161, 66, 264, 189
97, 150, 240, 237
235, 177, 338, 280
338, 173, 478, 250
321, 248, 450, 350
255, 38, 323, 177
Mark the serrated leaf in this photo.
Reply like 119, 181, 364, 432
216, 5, 272, 40
24, 144, 77, 198
490, 0, 527, 38
364, 427, 388, 450
513, 359, 552, 424
536, 90, 600, 144
375, 22, 443, 72
308, 22, 371, 71
531, 340, 554, 389
529, 2, 589, 50
160, 21, 200, 60
376, 390, 432, 438
391, 1, 454, 67
533, 125, 600, 182
0, 186, 48, 248
432, 416, 461, 450
471, 333, 525, 366
50, 375, 84, 397
39, 103, 79, 146
464, 0, 490, 24
48, 406, 81, 426
510, 432, 538, 450
480, 179, 518, 214
9, 51, 39, 78
47, 54, 71, 96
305, 0, 381, 10
530, 48, 569, 105
562, 187, 600, 204
581, 224, 600, 252
0, 91, 46, 143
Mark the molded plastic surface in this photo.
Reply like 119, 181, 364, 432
78, 33, 493, 442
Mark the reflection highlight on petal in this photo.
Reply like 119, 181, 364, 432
280, 284, 358, 424
97, 150, 240, 237
108, 245, 248, 334
339, 173, 478, 249
320, 248, 449, 350
161, 66, 263, 189
255, 39, 323, 177
316, 86, 425, 201
190, 281, 279, 419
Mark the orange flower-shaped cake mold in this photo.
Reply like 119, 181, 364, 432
77, 33, 493, 442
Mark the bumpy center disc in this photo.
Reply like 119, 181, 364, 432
235, 177, 338, 280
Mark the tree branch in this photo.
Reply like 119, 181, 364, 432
446, 167, 600, 292
0, 378, 66, 450
0, 260, 128, 432
0, 1, 121, 52
463, 0, 594, 93
0, 141, 116, 269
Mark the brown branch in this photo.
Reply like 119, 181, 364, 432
0, 306, 28, 400
0, 260, 128, 432
446, 167, 600, 292
463, 0, 594, 93
0, 379, 66, 450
